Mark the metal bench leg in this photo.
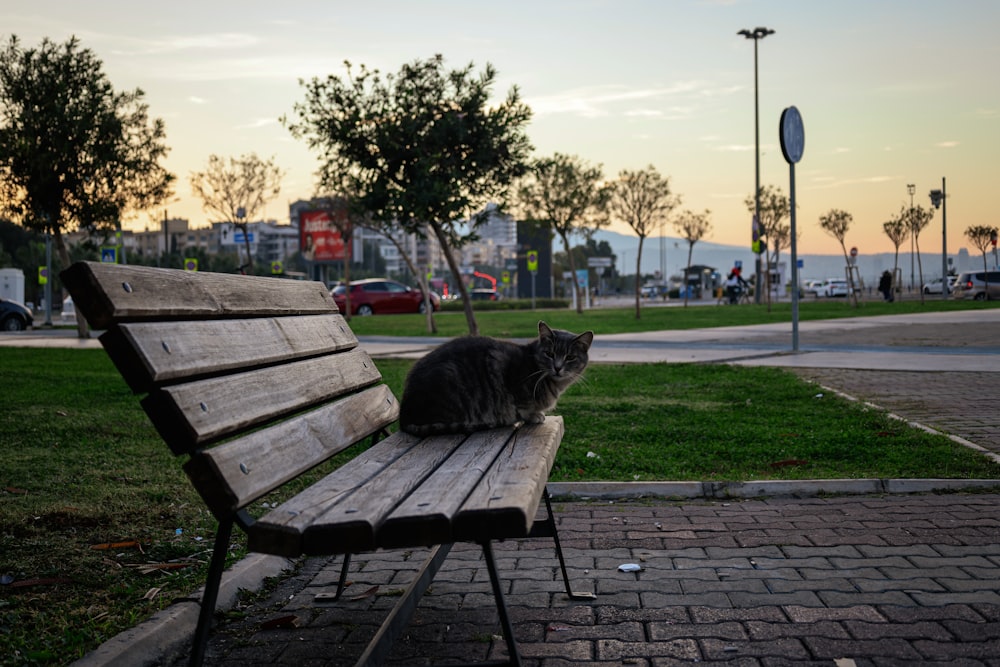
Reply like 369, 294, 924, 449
189, 515, 234, 667
530, 488, 596, 601
354, 543, 452, 666
334, 553, 352, 601
480, 539, 522, 667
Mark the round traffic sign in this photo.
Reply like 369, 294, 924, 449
779, 106, 805, 164
850, 247, 858, 257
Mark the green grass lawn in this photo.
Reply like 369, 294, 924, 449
344, 297, 1000, 339
3, 326, 999, 664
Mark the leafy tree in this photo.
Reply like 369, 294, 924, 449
0, 36, 174, 336
672, 209, 712, 307
189, 153, 284, 274
743, 185, 790, 303
609, 165, 679, 319
882, 209, 909, 289
965, 224, 999, 294
905, 205, 934, 304
516, 153, 611, 314
818, 208, 859, 307
285, 55, 532, 336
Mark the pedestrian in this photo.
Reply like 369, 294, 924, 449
878, 270, 894, 302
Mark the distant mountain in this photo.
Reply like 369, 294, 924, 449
590, 229, 972, 290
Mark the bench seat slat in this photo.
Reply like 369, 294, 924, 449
184, 384, 399, 515
453, 417, 564, 541
377, 427, 519, 549
108, 315, 357, 392
247, 431, 427, 556
143, 347, 383, 453
60, 261, 336, 329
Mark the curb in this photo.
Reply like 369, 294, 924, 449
547, 477, 1000, 501
70, 554, 292, 667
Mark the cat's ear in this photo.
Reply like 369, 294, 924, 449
574, 331, 595, 350
538, 321, 553, 339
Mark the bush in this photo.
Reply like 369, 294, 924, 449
439, 297, 570, 312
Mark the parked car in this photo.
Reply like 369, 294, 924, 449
0, 298, 33, 331
469, 288, 500, 301
818, 278, 861, 298
61, 296, 77, 322
331, 278, 440, 315
951, 271, 1000, 301
922, 276, 957, 295
803, 280, 824, 297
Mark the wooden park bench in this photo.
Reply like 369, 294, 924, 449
61, 261, 590, 667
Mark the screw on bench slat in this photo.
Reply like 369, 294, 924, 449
122, 282, 133, 293
161, 340, 171, 354
199, 402, 208, 412
239, 463, 250, 475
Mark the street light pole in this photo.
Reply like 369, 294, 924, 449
907, 183, 915, 291
929, 179, 947, 299
739, 26, 775, 304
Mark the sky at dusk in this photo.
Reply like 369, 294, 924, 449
5, 0, 999, 256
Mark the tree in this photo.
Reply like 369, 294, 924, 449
818, 208, 859, 307
0, 36, 174, 337
672, 209, 712, 307
189, 153, 284, 274
516, 153, 611, 314
743, 185, 790, 305
965, 224, 999, 295
905, 205, 935, 304
882, 209, 910, 290
609, 165, 679, 319
285, 55, 532, 336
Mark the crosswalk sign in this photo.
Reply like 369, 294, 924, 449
271, 260, 283, 274
526, 250, 539, 273
101, 246, 118, 263
184, 258, 198, 272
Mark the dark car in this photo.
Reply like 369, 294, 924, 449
331, 278, 440, 316
0, 298, 33, 331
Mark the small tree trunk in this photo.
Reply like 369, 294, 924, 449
683, 244, 694, 307
634, 235, 645, 319
431, 222, 475, 335
560, 232, 584, 315
55, 230, 90, 339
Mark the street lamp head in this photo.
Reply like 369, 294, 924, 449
738, 27, 775, 40
907, 183, 916, 196
929, 189, 943, 209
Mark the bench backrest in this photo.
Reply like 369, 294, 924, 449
61, 261, 397, 519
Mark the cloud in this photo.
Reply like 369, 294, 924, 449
935, 141, 959, 148
188, 96, 208, 105
237, 118, 280, 130
527, 81, 713, 119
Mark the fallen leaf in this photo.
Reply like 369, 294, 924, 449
260, 614, 301, 630
347, 585, 379, 602
127, 562, 193, 575
142, 587, 162, 601
546, 623, 572, 632
769, 459, 809, 469
90, 540, 141, 551
4, 487, 28, 495
9, 577, 73, 588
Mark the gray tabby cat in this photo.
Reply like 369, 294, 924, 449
399, 321, 594, 436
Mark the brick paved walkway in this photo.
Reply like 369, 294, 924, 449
185, 493, 1000, 666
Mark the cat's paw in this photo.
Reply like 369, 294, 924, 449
524, 413, 545, 424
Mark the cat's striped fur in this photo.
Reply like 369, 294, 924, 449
399, 321, 593, 436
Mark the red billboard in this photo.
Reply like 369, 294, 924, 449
300, 208, 350, 262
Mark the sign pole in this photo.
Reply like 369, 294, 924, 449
779, 105, 805, 352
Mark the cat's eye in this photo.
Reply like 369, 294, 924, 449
566, 355, 576, 362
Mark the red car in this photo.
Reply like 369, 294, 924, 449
331, 279, 440, 316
